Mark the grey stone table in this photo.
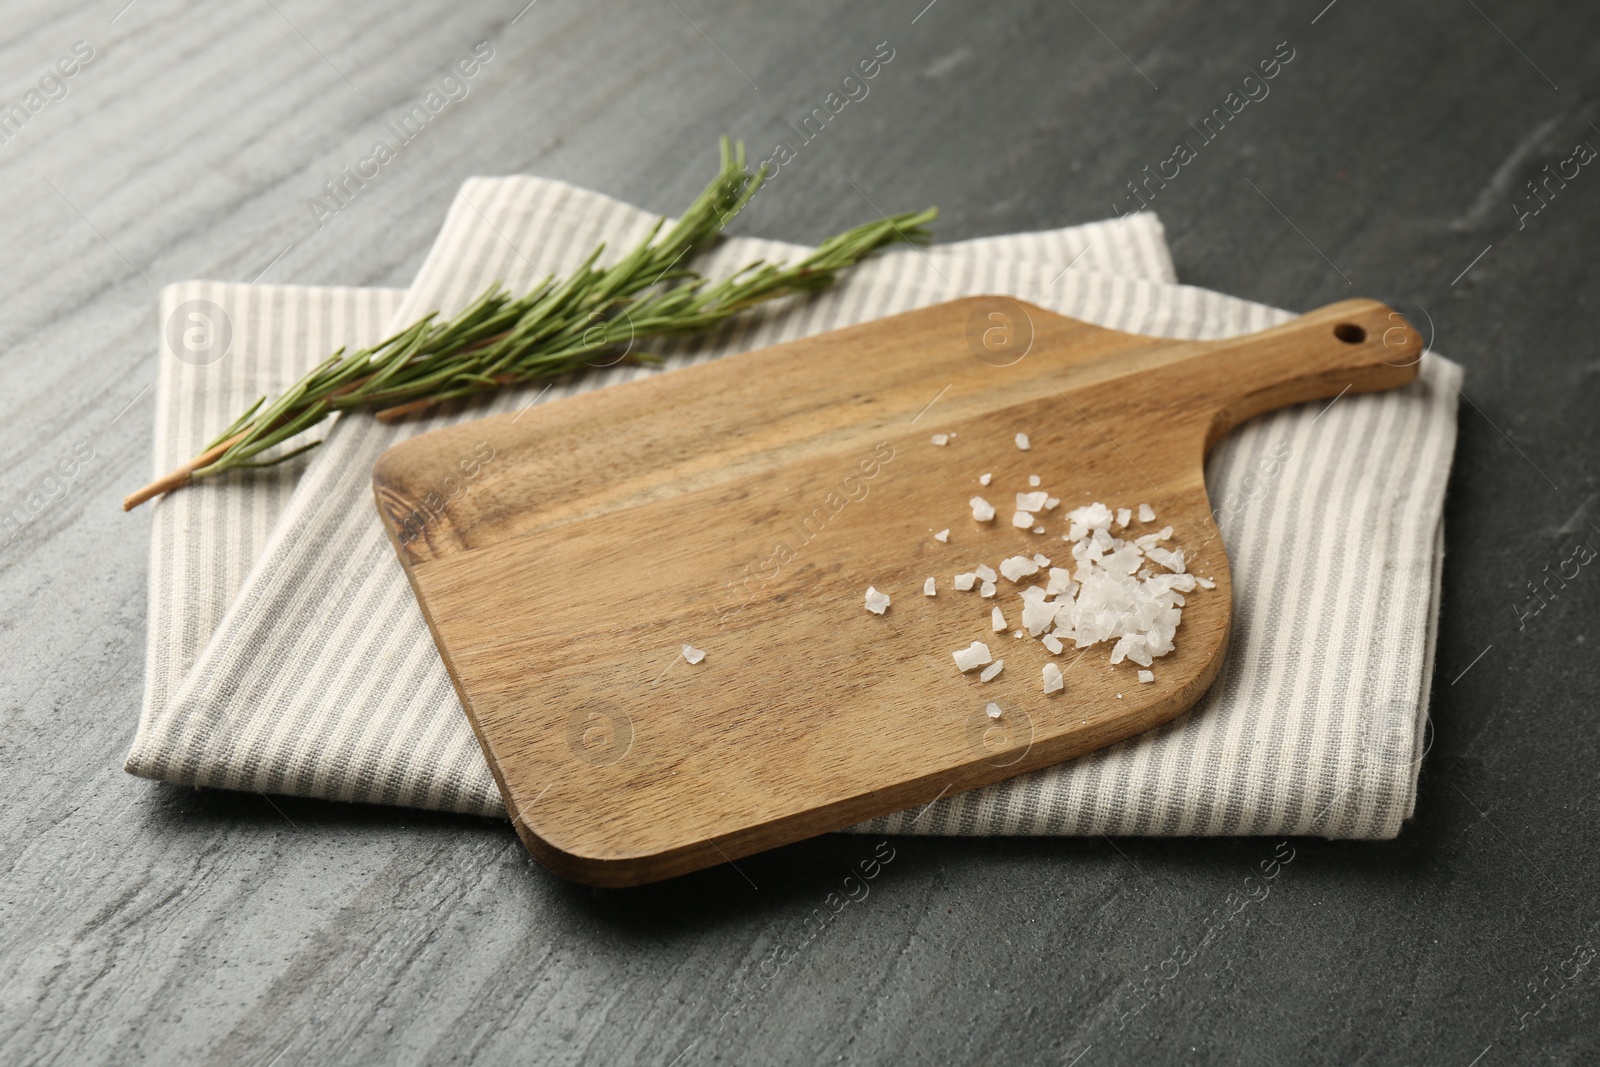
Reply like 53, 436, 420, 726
3, 1, 1596, 1063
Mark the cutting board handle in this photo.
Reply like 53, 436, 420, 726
1194, 298, 1425, 451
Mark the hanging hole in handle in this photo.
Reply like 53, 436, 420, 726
1333, 323, 1366, 344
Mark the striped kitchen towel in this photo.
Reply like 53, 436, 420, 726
125, 177, 1459, 839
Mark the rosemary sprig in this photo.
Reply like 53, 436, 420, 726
124, 139, 936, 510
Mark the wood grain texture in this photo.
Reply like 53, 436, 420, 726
4, 0, 1597, 1062
373, 297, 1420, 884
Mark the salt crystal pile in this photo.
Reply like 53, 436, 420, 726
857, 430, 1204, 698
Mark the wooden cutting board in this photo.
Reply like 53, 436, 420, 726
372, 296, 1422, 886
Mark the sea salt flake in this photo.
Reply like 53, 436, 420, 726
954, 572, 977, 591
979, 659, 1005, 682
979, 472, 992, 486
1042, 634, 1064, 655
1042, 662, 1065, 694
969, 496, 996, 522
975, 564, 997, 583
1021, 597, 1058, 636
952, 641, 992, 672
934, 528, 950, 543
991, 606, 1007, 631
1016, 491, 1049, 512
1116, 507, 1132, 529
1015, 432, 1031, 451
980, 580, 997, 598
682, 644, 706, 664
1138, 503, 1156, 523
1032, 553, 1051, 567
1012, 511, 1035, 529
930, 433, 949, 446
986, 702, 1003, 719
1029, 475, 1041, 486
999, 555, 1040, 582
1110, 633, 1153, 666
1145, 546, 1187, 574
1067, 502, 1114, 531
923, 577, 937, 597
864, 586, 891, 615
1138, 670, 1155, 684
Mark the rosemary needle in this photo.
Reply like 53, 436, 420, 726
124, 138, 936, 510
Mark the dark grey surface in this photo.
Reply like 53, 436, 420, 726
2, 0, 1597, 1063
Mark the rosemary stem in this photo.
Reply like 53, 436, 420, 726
123, 139, 935, 512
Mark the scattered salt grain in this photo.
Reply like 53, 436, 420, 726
952, 641, 991, 672
979, 659, 1005, 682
1138, 503, 1156, 523
864, 586, 890, 615
1138, 670, 1155, 684
1045, 496, 1060, 510
930, 433, 950, 446
999, 555, 1040, 582
1042, 634, 1064, 655
970, 496, 996, 522
1015, 432, 1031, 451
923, 577, 937, 597
1016, 491, 1049, 512
980, 580, 997, 598
991, 606, 1007, 631
1032, 553, 1051, 567
934, 528, 950, 543
1033, 526, 1045, 534
975, 564, 997, 583
1028, 475, 1041, 487
986, 702, 1003, 719
1115, 507, 1132, 529
682, 644, 705, 664
1042, 662, 1064, 694
979, 472, 992, 486
954, 572, 977, 591
1012, 511, 1035, 529
1196, 576, 1216, 590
